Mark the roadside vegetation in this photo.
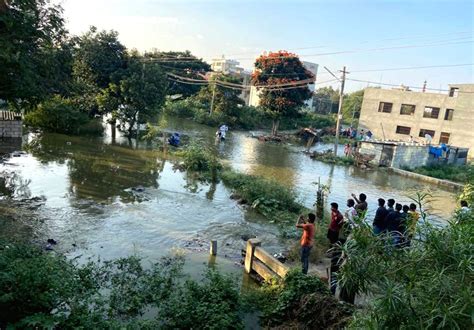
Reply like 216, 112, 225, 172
341, 206, 473, 328
405, 163, 473, 184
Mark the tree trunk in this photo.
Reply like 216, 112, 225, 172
162, 132, 167, 154
272, 119, 280, 136
110, 120, 116, 143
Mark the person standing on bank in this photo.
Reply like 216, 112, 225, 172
373, 198, 388, 235
351, 193, 368, 216
296, 213, 316, 274
328, 202, 344, 245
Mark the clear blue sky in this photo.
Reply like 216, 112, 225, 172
63, 0, 473, 92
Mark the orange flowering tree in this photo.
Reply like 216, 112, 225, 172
252, 51, 315, 135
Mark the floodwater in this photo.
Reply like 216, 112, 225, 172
0, 118, 458, 277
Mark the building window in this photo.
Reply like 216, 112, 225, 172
444, 108, 454, 121
423, 106, 440, 119
439, 132, 450, 144
449, 87, 459, 97
400, 104, 416, 115
395, 125, 411, 135
419, 129, 435, 138
378, 102, 393, 113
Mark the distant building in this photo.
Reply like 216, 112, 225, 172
0, 111, 22, 138
358, 84, 474, 158
211, 56, 244, 75
248, 61, 318, 108
209, 56, 250, 104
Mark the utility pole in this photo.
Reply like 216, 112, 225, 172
334, 66, 347, 156
210, 72, 221, 114
210, 80, 217, 114
324, 66, 348, 155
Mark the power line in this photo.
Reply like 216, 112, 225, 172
350, 63, 474, 73
224, 30, 473, 57
141, 38, 473, 62
347, 78, 474, 93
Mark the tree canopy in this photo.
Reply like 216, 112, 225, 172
143, 50, 210, 97
0, 0, 70, 106
342, 89, 364, 124
252, 51, 315, 135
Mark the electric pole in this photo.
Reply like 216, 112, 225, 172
210, 79, 217, 114
324, 66, 348, 155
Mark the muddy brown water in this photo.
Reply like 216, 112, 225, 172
0, 118, 457, 278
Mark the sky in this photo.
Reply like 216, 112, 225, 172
61, 0, 473, 92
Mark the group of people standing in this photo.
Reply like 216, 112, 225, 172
328, 193, 420, 248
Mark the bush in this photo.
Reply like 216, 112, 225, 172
221, 170, 301, 215
160, 270, 243, 329
0, 241, 244, 329
177, 144, 222, 182
257, 269, 353, 329
24, 96, 103, 135
163, 99, 198, 118
311, 150, 354, 166
340, 218, 473, 329
280, 112, 336, 130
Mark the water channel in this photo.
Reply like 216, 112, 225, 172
0, 118, 458, 277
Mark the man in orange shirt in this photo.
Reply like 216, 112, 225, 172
296, 213, 316, 274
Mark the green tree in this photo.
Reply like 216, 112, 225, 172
194, 74, 244, 116
313, 86, 339, 114
143, 50, 210, 97
252, 51, 314, 135
71, 27, 127, 116
72, 27, 127, 89
342, 89, 364, 125
0, 0, 71, 107
116, 57, 167, 137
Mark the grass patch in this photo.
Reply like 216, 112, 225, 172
220, 170, 301, 215
311, 150, 354, 166
405, 163, 473, 183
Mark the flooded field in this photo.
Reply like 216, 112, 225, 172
0, 119, 458, 276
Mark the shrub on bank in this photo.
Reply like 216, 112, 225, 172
24, 96, 103, 135
246, 269, 353, 329
0, 242, 243, 329
340, 213, 473, 329
311, 151, 355, 166
220, 170, 301, 215
407, 163, 474, 184
164, 99, 335, 131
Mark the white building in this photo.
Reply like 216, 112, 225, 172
248, 61, 318, 108
210, 56, 244, 74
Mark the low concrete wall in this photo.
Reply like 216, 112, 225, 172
388, 168, 464, 190
0, 120, 22, 138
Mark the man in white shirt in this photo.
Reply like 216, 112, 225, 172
460, 200, 470, 213
219, 124, 228, 140
345, 198, 358, 228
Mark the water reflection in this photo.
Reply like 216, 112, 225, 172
25, 133, 162, 203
